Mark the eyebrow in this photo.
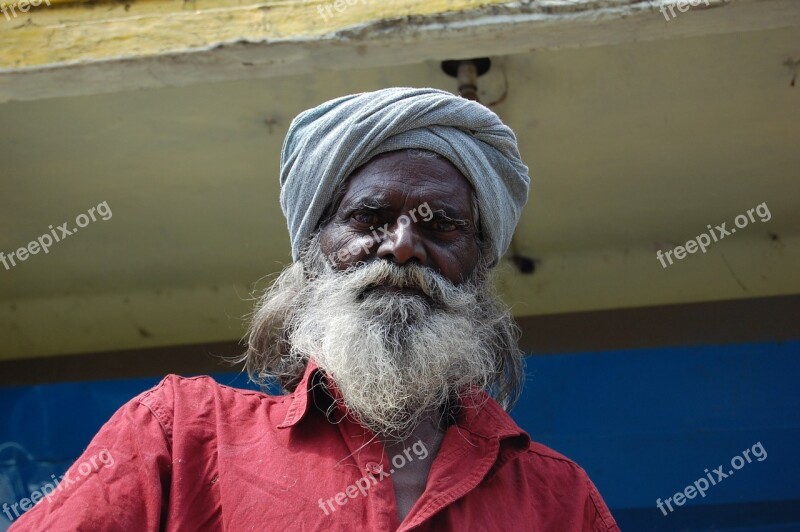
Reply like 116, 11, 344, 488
429, 209, 471, 226
427, 200, 474, 222
345, 198, 394, 210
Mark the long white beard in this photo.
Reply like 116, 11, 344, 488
286, 258, 497, 439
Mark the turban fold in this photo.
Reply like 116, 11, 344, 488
279, 87, 530, 266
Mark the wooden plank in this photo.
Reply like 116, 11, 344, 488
2, 0, 799, 102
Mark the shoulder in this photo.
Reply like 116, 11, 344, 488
515, 440, 592, 488
135, 375, 286, 442
524, 440, 585, 470
518, 441, 619, 531
138, 374, 275, 405
138, 374, 269, 401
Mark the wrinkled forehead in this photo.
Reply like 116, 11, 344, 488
322, 149, 478, 219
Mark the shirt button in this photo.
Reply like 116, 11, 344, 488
366, 462, 383, 475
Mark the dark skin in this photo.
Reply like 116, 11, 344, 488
319, 150, 481, 286
318, 149, 482, 523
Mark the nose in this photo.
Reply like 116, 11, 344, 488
376, 219, 427, 265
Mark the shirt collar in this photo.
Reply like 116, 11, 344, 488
276, 359, 322, 429
456, 388, 529, 442
277, 359, 529, 444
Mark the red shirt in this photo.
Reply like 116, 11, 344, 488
11, 361, 618, 531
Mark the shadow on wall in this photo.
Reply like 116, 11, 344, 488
0, 442, 66, 528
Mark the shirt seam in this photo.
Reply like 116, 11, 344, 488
164, 374, 281, 399
522, 446, 616, 530
138, 393, 173, 446
525, 445, 580, 465
585, 474, 617, 531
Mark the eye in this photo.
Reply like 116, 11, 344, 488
431, 220, 458, 232
352, 210, 382, 226
427, 213, 467, 233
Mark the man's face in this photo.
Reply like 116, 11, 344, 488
246, 153, 523, 439
319, 150, 481, 285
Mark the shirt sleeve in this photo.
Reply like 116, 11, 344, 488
582, 474, 620, 532
9, 378, 175, 532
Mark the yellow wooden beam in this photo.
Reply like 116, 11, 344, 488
2, 0, 798, 102
0, 0, 511, 69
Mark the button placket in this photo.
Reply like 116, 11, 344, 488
334, 420, 400, 530
362, 449, 402, 529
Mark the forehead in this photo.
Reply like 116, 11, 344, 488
339, 150, 474, 211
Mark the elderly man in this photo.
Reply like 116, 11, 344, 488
11, 88, 618, 531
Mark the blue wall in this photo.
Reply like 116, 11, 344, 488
2, 341, 799, 530
516, 341, 800, 531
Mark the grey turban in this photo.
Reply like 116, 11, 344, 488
279, 87, 530, 266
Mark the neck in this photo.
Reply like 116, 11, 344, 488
382, 417, 445, 458
383, 418, 445, 523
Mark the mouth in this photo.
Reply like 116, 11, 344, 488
361, 283, 430, 300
